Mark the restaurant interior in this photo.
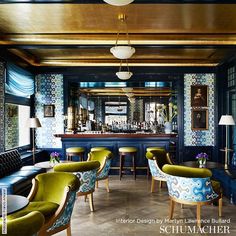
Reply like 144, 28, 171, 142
0, 1, 236, 235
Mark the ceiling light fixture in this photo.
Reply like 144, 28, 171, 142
110, 14, 135, 60
122, 87, 133, 93
103, 0, 134, 6
116, 60, 133, 80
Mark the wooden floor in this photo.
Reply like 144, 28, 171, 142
55, 176, 236, 236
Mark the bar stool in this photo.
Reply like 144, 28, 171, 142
146, 147, 165, 177
119, 147, 137, 180
90, 147, 109, 152
66, 147, 85, 161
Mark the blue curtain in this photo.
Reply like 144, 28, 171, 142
5, 63, 34, 97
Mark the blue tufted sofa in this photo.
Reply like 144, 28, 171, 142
0, 149, 46, 196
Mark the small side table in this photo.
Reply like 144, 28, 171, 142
181, 161, 224, 169
34, 161, 73, 171
0, 195, 29, 216
34, 161, 55, 170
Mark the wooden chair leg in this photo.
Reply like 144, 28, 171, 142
196, 203, 201, 227
180, 204, 184, 209
89, 193, 94, 212
66, 224, 72, 236
169, 199, 175, 219
219, 197, 222, 217
119, 154, 123, 180
105, 178, 110, 193
159, 181, 162, 189
151, 177, 155, 193
84, 195, 87, 202
132, 154, 136, 180
96, 180, 98, 188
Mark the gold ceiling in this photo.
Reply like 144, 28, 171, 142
1, 3, 236, 67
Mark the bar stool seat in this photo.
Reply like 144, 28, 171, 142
146, 147, 164, 152
119, 147, 137, 180
66, 147, 85, 161
90, 147, 108, 152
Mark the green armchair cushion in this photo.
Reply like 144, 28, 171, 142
0, 211, 44, 236
33, 172, 80, 205
54, 160, 100, 172
162, 164, 212, 178
8, 201, 59, 220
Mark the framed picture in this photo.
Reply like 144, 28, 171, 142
191, 85, 208, 107
191, 109, 209, 130
44, 105, 55, 117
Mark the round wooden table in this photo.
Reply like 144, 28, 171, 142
34, 161, 57, 169
181, 161, 224, 169
0, 195, 29, 216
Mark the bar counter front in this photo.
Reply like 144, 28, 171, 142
55, 133, 178, 175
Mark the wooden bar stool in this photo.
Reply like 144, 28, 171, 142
66, 147, 85, 161
119, 147, 137, 180
146, 147, 165, 178
90, 147, 109, 152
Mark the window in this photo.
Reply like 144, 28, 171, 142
4, 62, 34, 151
227, 66, 236, 88
105, 101, 127, 125
5, 103, 30, 150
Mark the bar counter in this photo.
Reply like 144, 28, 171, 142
55, 133, 178, 175
55, 133, 177, 139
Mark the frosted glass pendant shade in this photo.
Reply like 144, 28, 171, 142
116, 71, 133, 80
110, 46, 135, 59
103, 0, 134, 6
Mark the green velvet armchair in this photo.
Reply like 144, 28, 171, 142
162, 164, 222, 227
8, 172, 80, 236
54, 160, 100, 212
87, 149, 113, 192
146, 149, 173, 192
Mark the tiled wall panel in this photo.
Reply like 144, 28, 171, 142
35, 74, 64, 148
184, 73, 216, 146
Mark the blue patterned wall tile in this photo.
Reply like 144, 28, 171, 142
184, 73, 215, 146
0, 62, 5, 152
35, 74, 64, 148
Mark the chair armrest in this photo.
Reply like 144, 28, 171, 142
27, 178, 38, 201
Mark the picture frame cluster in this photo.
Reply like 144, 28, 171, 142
190, 85, 208, 130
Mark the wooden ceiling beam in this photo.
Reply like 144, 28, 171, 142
2, 34, 236, 46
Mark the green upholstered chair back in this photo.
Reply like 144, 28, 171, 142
88, 150, 113, 165
33, 172, 80, 205
0, 211, 44, 236
54, 161, 100, 194
162, 164, 212, 178
146, 149, 172, 170
88, 150, 113, 180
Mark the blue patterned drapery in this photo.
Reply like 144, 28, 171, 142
5, 63, 34, 97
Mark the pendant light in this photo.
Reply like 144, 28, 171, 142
103, 0, 134, 6
116, 60, 133, 80
110, 14, 135, 60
